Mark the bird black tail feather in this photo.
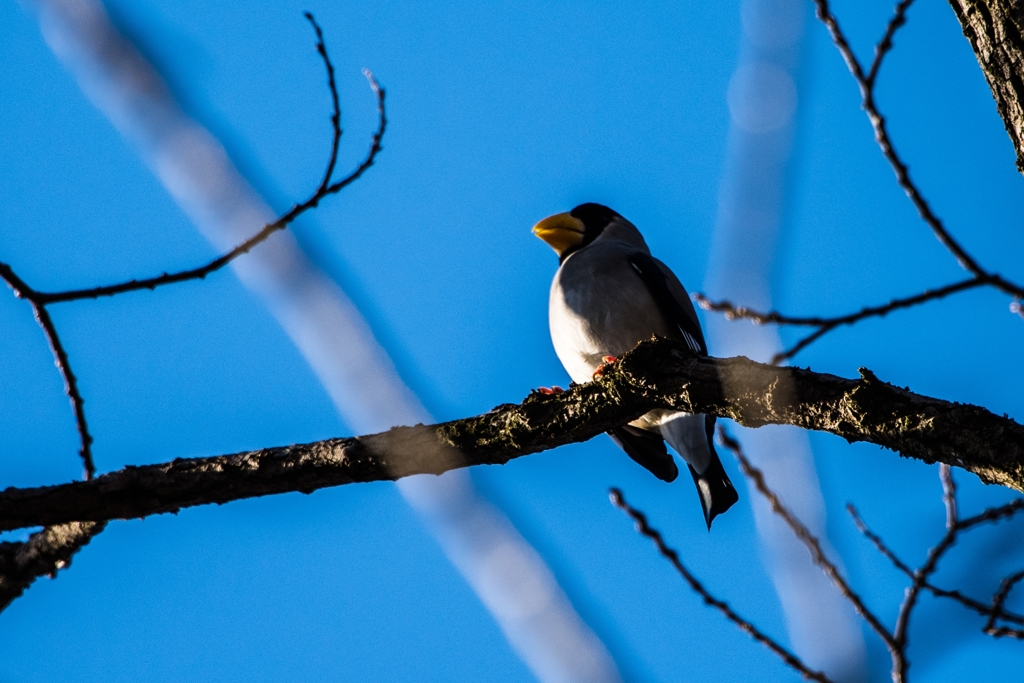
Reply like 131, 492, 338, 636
607, 426, 679, 483
688, 446, 739, 530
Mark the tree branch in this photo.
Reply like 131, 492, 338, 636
948, 0, 1024, 174
0, 521, 106, 611
609, 488, 835, 683
1, 337, 1022, 532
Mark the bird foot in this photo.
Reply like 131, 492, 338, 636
592, 356, 618, 378
537, 386, 565, 395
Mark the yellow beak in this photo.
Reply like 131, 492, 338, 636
532, 212, 586, 257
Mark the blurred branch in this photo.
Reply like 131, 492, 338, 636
609, 488, 835, 683
0, 16, 382, 483
1, 337, 1023, 533
8, 23, 385, 307
947, 0, 1024, 174
696, 0, 1024, 361
0, 14, 383, 612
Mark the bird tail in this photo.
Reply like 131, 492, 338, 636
661, 413, 738, 529
688, 448, 738, 529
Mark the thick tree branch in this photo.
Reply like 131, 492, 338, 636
948, 0, 1024, 173
0, 521, 106, 610
1, 338, 1022, 532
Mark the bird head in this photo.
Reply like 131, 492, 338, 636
532, 203, 620, 261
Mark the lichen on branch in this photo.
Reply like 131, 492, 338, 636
0, 337, 1022, 533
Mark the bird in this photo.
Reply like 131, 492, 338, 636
532, 202, 738, 528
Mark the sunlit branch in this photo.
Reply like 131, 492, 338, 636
2, 337, 1024, 534
0, 522, 106, 611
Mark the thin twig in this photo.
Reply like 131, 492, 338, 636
849, 486, 1024, 631
985, 570, 1024, 639
609, 488, 835, 683
0, 21, 384, 481
694, 276, 986, 363
722, 439, 891, 651
811, 0, 1024, 298
698, 0, 1022, 364
866, 0, 916, 87
717, 428, 902, 667
29, 76, 384, 306
891, 467, 961, 680
304, 12, 343, 196
0, 268, 94, 480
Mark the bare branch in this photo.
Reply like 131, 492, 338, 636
812, 0, 1005, 283
985, 570, 1024, 639
2, 337, 1024, 532
30, 77, 384, 306
694, 277, 986, 363
609, 488, 835, 683
18, 25, 385, 308
849, 489, 1024, 630
0, 521, 106, 611
718, 430, 900, 662
891, 467, 962, 679
947, 0, 1024, 174
0, 267, 95, 480
0, 21, 384, 484
698, 0, 1024, 363
304, 12, 343, 195
867, 0, 916, 87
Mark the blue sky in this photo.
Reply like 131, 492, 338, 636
2, 0, 1023, 681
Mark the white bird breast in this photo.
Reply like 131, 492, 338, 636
547, 246, 672, 384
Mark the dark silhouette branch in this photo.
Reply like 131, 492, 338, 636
1, 337, 1022, 534
694, 277, 987, 364
697, 0, 1023, 363
0, 264, 95, 479
0, 521, 106, 611
717, 430, 906, 679
25, 71, 384, 307
867, 0, 916, 87
812, 0, 1020, 289
305, 12, 343, 196
985, 570, 1024, 638
0, 18, 384, 483
0, 17, 384, 609
847, 477, 1024, 639
609, 488, 835, 683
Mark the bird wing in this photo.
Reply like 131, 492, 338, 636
626, 252, 707, 355
607, 425, 679, 482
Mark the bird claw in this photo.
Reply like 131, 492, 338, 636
537, 386, 564, 395
592, 355, 619, 378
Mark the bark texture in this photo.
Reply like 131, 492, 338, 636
0, 338, 1021, 532
0, 521, 106, 610
949, 0, 1024, 171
